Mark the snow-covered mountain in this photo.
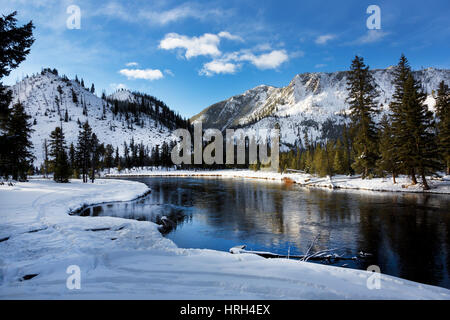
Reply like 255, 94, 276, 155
8, 69, 177, 165
192, 67, 450, 148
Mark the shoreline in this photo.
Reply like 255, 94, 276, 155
104, 169, 450, 195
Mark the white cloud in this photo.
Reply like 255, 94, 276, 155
98, 2, 227, 26
218, 31, 243, 42
315, 34, 336, 45
164, 69, 175, 77
240, 50, 289, 70
125, 62, 139, 67
119, 68, 164, 81
159, 33, 222, 59
356, 30, 389, 44
200, 60, 240, 76
139, 3, 225, 25
158, 31, 242, 59
199, 48, 290, 76
315, 64, 326, 68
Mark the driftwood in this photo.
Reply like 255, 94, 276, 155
229, 245, 358, 261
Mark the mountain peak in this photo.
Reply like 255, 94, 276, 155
108, 89, 135, 102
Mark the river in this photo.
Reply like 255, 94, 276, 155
78, 176, 450, 289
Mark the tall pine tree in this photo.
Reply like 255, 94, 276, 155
346, 56, 379, 178
0, 12, 34, 178
389, 54, 418, 183
76, 121, 93, 183
402, 74, 439, 189
2, 102, 34, 180
49, 126, 71, 183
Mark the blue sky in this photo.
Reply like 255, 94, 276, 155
2, 0, 450, 118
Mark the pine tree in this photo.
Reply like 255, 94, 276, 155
49, 126, 71, 183
376, 115, 399, 183
0, 12, 34, 178
435, 81, 450, 174
76, 121, 93, 183
71, 88, 78, 104
43, 139, 49, 178
1, 102, 34, 180
402, 74, 439, 189
333, 139, 345, 174
90, 133, 99, 183
389, 54, 418, 184
90, 83, 95, 94
104, 144, 115, 173
69, 143, 76, 176
346, 56, 379, 178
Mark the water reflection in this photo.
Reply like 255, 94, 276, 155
84, 177, 450, 289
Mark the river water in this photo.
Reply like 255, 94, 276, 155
79, 176, 450, 289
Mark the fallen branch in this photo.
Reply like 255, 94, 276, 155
229, 245, 357, 261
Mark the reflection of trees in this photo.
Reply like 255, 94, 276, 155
357, 193, 450, 288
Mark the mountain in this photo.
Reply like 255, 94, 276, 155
191, 67, 450, 148
7, 69, 184, 165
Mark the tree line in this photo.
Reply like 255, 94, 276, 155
38, 121, 179, 183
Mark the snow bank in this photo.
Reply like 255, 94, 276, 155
1, 178, 449, 299
105, 168, 450, 194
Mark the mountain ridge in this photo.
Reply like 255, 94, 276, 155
7, 69, 183, 165
191, 67, 450, 148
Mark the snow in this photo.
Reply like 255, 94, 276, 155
106, 168, 450, 194
1, 178, 449, 299
8, 71, 173, 165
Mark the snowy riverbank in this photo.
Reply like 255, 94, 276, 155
1, 178, 449, 299
105, 168, 450, 194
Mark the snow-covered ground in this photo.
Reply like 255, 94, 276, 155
105, 168, 450, 194
1, 178, 449, 299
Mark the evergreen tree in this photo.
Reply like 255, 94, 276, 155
43, 139, 49, 178
0, 12, 34, 177
104, 144, 115, 173
123, 141, 130, 168
389, 54, 418, 183
333, 139, 345, 174
402, 74, 439, 189
90, 133, 99, 183
346, 56, 379, 178
49, 126, 71, 183
435, 81, 450, 174
71, 88, 78, 104
1, 103, 34, 180
90, 83, 95, 94
76, 121, 93, 183
376, 115, 399, 183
